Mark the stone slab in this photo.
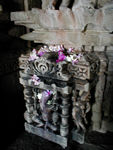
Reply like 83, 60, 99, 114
20, 30, 113, 48
72, 129, 85, 144
25, 122, 68, 148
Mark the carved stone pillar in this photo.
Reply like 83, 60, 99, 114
60, 94, 70, 137
92, 52, 108, 131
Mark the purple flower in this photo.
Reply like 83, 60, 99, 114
37, 51, 45, 57
31, 75, 40, 85
56, 51, 66, 63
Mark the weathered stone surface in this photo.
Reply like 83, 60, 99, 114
25, 122, 68, 148
59, 0, 70, 10
92, 111, 102, 122
101, 120, 113, 132
92, 102, 102, 112
11, 6, 113, 32
102, 4, 113, 31
42, 0, 50, 10
103, 50, 113, 120
91, 52, 108, 131
11, 6, 113, 48
19, 30, 113, 48
98, 0, 113, 7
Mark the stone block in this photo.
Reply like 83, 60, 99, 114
102, 4, 113, 31
92, 111, 102, 122
98, 0, 113, 8
92, 103, 102, 113
92, 122, 101, 131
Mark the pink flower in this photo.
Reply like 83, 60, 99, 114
31, 75, 40, 85
56, 51, 66, 63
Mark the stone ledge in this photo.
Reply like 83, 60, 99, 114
11, 7, 113, 32
20, 30, 113, 48
25, 122, 68, 148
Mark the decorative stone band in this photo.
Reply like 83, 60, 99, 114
11, 6, 113, 48
19, 77, 72, 95
19, 49, 99, 82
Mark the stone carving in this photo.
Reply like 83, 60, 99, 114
42, 0, 58, 10
11, 0, 113, 48
18, 45, 100, 146
72, 0, 95, 10
72, 92, 91, 131
41, 0, 96, 10
59, 0, 70, 10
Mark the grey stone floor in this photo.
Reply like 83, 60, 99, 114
6, 131, 113, 150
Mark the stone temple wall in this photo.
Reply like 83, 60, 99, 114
11, 0, 113, 133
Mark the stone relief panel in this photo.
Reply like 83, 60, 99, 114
18, 45, 100, 146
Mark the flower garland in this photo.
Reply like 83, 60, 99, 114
28, 45, 82, 65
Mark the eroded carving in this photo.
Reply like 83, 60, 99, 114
59, 0, 70, 10
42, 0, 58, 10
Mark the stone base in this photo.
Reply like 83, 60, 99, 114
25, 122, 68, 148
72, 129, 85, 144
101, 120, 113, 133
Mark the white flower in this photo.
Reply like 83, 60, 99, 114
37, 93, 42, 99
49, 45, 54, 51
66, 56, 72, 62
28, 49, 38, 61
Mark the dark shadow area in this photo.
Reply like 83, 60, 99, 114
0, 1, 27, 149
5, 131, 113, 150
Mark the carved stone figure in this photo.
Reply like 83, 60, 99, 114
42, 0, 58, 10
72, 91, 91, 132
37, 90, 57, 131
72, 101, 86, 131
